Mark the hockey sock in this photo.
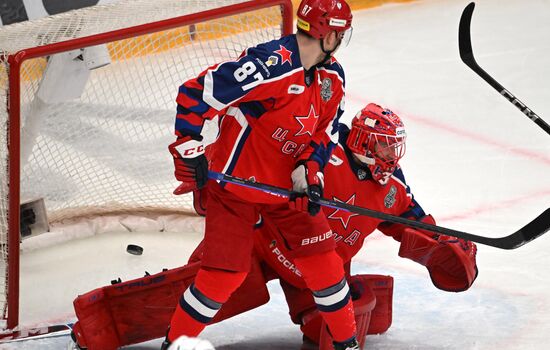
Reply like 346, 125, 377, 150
168, 267, 247, 341
295, 251, 356, 343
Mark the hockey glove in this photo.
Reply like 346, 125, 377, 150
168, 136, 208, 195
290, 160, 324, 216
399, 227, 478, 292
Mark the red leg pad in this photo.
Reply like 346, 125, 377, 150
73, 262, 200, 350
359, 275, 394, 335
72, 256, 268, 350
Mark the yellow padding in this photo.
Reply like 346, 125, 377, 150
292, 0, 415, 11
5, 10, 282, 85
5, 1, 416, 86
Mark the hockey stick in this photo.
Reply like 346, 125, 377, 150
459, 2, 550, 135
208, 171, 550, 250
0, 323, 73, 343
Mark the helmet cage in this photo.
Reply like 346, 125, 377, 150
346, 105, 406, 185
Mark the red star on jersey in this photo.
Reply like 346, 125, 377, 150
274, 45, 293, 66
295, 104, 319, 137
328, 194, 359, 229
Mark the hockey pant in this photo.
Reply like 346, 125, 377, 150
71, 256, 269, 350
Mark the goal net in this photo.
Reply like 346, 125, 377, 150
0, 0, 292, 329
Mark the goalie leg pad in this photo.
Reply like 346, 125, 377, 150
73, 255, 269, 350
358, 274, 394, 335
73, 262, 201, 350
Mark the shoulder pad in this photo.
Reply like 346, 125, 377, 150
251, 35, 301, 78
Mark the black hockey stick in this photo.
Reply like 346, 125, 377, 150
459, 2, 550, 135
208, 171, 550, 249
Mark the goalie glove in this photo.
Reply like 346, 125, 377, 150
290, 160, 324, 216
399, 227, 478, 292
168, 135, 208, 195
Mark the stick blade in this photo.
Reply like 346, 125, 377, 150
459, 2, 476, 64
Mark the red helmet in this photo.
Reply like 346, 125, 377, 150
346, 103, 407, 185
296, 0, 353, 40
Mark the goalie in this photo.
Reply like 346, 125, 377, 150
70, 103, 478, 350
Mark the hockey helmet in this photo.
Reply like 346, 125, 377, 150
296, 0, 353, 46
346, 103, 407, 185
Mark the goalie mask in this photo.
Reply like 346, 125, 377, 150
346, 103, 406, 185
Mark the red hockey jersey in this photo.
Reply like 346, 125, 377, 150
175, 34, 345, 203
255, 127, 428, 288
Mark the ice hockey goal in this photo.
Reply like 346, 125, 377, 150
0, 0, 292, 329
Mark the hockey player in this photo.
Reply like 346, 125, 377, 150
252, 103, 478, 348
189, 103, 478, 349
165, 0, 356, 349
69, 103, 477, 350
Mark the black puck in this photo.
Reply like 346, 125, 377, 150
126, 244, 143, 255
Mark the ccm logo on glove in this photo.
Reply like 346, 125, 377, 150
171, 140, 205, 158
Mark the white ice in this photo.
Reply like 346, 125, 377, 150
4, 0, 550, 348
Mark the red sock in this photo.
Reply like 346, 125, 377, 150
295, 251, 356, 342
319, 298, 356, 342
168, 267, 247, 341
168, 302, 206, 340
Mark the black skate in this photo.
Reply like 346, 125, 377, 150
333, 337, 359, 350
160, 326, 171, 350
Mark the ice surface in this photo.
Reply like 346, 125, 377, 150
4, 0, 550, 348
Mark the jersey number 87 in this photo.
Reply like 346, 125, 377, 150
234, 61, 264, 91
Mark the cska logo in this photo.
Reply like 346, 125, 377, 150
294, 104, 319, 137
274, 45, 293, 66
328, 194, 359, 229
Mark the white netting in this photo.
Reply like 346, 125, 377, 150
0, 0, 286, 327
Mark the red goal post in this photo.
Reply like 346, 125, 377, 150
0, 0, 293, 330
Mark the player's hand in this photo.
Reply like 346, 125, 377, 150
168, 136, 208, 195
290, 160, 324, 216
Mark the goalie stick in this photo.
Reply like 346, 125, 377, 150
459, 2, 550, 135
0, 323, 73, 343
208, 171, 550, 250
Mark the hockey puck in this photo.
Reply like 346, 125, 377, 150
126, 244, 143, 255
